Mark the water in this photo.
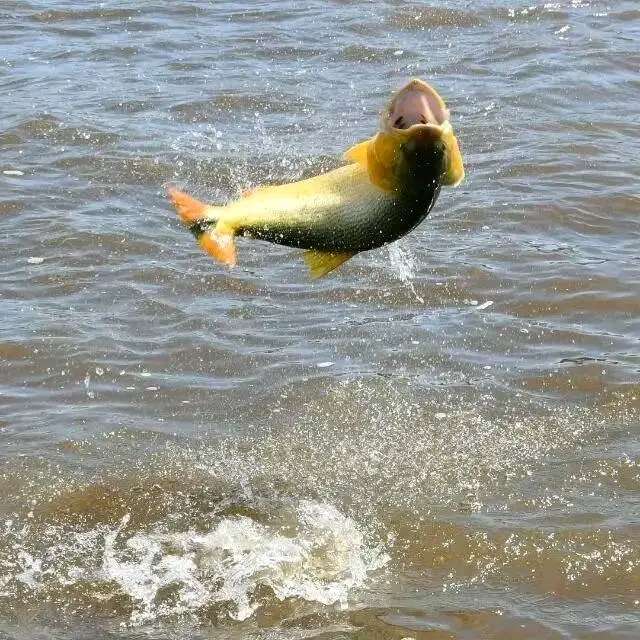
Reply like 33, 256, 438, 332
1, 1, 639, 637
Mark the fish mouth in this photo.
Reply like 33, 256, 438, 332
377, 78, 464, 187
385, 79, 450, 132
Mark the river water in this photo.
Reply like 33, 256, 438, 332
1, 1, 639, 638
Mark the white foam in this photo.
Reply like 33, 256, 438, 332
15, 551, 43, 589
66, 500, 388, 624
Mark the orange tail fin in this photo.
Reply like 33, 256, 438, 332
167, 187, 237, 267
198, 225, 237, 266
168, 187, 209, 225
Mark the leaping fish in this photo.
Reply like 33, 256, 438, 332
168, 79, 464, 278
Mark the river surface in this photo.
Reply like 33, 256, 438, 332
1, 1, 639, 638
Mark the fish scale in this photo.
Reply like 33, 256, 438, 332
227, 165, 442, 253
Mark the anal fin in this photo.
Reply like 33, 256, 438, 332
303, 250, 354, 279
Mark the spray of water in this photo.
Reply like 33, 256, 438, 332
387, 241, 425, 303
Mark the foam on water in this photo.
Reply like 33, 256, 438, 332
2, 500, 387, 626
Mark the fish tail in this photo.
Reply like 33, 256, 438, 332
168, 187, 217, 225
168, 187, 237, 266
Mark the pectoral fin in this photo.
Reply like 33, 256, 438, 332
344, 133, 398, 192
441, 122, 465, 186
344, 138, 372, 167
303, 250, 354, 279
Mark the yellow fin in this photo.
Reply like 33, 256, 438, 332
441, 122, 465, 186
366, 132, 400, 191
303, 250, 354, 279
344, 133, 399, 192
344, 138, 372, 167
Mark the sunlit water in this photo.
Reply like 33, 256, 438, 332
1, 1, 639, 638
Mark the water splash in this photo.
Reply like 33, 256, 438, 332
2, 500, 388, 626
387, 241, 425, 303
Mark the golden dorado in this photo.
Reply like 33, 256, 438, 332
169, 79, 464, 278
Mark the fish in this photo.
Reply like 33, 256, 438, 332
168, 79, 464, 278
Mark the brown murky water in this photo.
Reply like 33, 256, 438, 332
1, 1, 639, 638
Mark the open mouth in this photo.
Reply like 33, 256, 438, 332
392, 113, 430, 129
386, 79, 450, 130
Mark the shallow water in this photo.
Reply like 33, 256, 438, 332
1, 1, 639, 638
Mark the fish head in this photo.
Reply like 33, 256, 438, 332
343, 79, 464, 191
385, 78, 450, 130
381, 79, 465, 189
